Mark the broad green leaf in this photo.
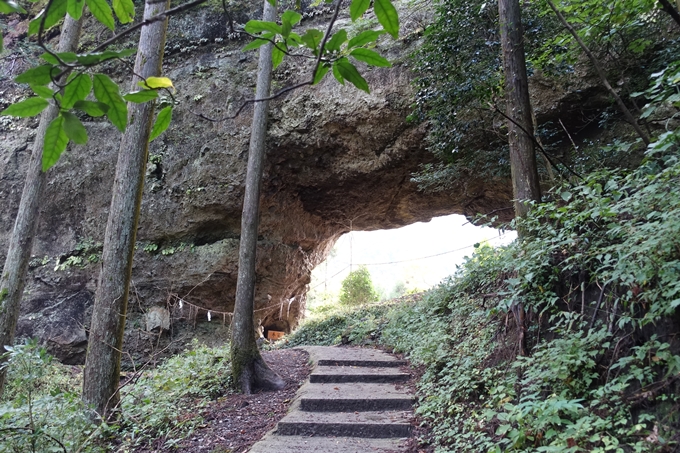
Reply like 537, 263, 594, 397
286, 32, 302, 46
332, 62, 344, 85
242, 32, 274, 52
301, 29, 323, 54
266, 0, 275, 6
28, 0, 67, 35
313, 63, 330, 85
76, 48, 136, 66
67, 0, 85, 19
349, 0, 370, 21
374, 0, 399, 39
112, 0, 134, 24
61, 111, 88, 144
149, 106, 172, 141
335, 58, 369, 92
41, 51, 78, 65
325, 29, 347, 53
244, 20, 282, 34
30, 85, 55, 98
350, 48, 391, 67
123, 90, 159, 103
62, 73, 92, 109
86, 0, 115, 31
73, 100, 109, 117
0, 0, 26, 13
0, 97, 49, 117
15, 64, 59, 86
348, 30, 383, 48
42, 115, 69, 171
138, 76, 174, 90
93, 74, 127, 131
281, 10, 302, 26
272, 42, 286, 68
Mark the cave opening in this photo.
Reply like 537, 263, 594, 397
307, 214, 517, 311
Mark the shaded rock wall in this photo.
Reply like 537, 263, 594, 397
0, 3, 517, 363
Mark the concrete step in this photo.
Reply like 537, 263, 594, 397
299, 383, 414, 412
248, 435, 408, 453
303, 345, 407, 368
310, 366, 410, 384
276, 410, 412, 438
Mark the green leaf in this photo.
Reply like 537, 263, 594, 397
335, 58, 369, 92
242, 32, 274, 52
349, 0, 370, 21
332, 62, 344, 85
28, 0, 67, 35
73, 100, 109, 117
112, 0, 134, 24
0, 97, 49, 117
62, 73, 92, 109
301, 29, 323, 54
350, 48, 391, 67
149, 106, 172, 141
313, 63, 330, 85
30, 85, 56, 98
61, 111, 88, 144
0, 0, 26, 13
374, 0, 399, 39
76, 48, 136, 66
281, 10, 302, 26
348, 30, 383, 48
85, 0, 115, 31
41, 51, 78, 65
266, 0, 275, 6
138, 76, 174, 90
67, 0, 85, 19
93, 73, 128, 132
42, 115, 69, 171
123, 90, 159, 103
325, 29, 347, 53
272, 42, 286, 68
15, 64, 59, 86
244, 20, 282, 34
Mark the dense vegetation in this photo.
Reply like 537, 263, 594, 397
286, 142, 680, 452
0, 340, 232, 451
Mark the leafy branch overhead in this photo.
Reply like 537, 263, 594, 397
0, 0, 399, 171
242, 0, 398, 93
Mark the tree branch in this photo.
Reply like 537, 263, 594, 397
546, 0, 650, 145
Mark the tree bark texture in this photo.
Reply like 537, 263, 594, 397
82, 0, 170, 419
498, 0, 541, 221
231, 0, 285, 394
0, 15, 83, 397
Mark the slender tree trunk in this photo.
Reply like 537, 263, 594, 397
0, 15, 83, 397
231, 0, 285, 394
82, 0, 170, 419
498, 0, 540, 357
498, 0, 541, 221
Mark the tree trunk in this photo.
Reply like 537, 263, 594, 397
231, 0, 285, 394
0, 15, 83, 397
498, 0, 541, 221
498, 0, 540, 357
82, 0, 170, 419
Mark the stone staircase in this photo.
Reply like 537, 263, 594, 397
248, 346, 414, 452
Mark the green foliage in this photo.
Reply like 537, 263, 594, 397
1, 340, 233, 451
0, 339, 102, 453
339, 266, 379, 306
242, 0, 396, 92
117, 340, 233, 447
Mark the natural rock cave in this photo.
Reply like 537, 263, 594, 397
1, 3, 599, 363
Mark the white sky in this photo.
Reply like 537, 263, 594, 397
310, 214, 517, 297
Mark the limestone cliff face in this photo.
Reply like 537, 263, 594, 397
0, 4, 514, 363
